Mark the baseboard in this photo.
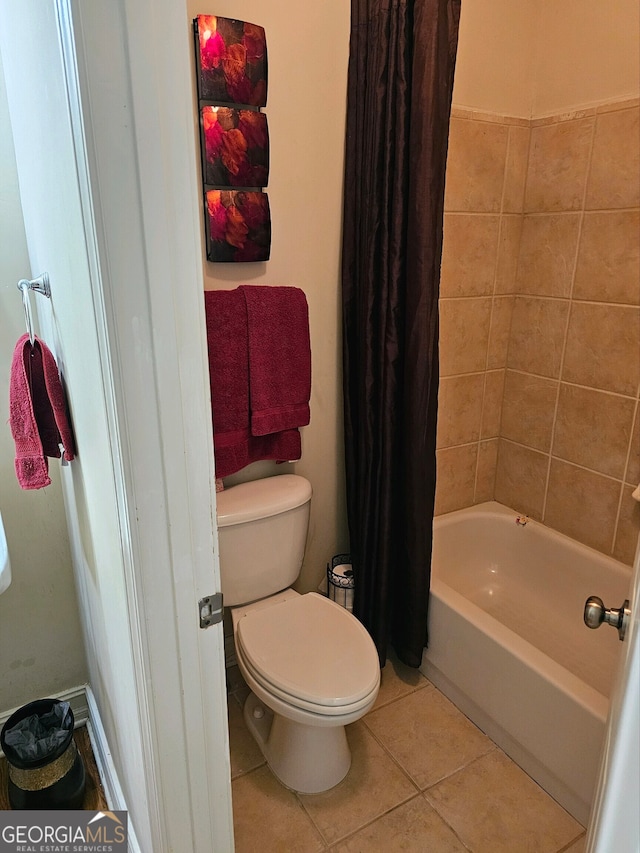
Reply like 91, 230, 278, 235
0, 684, 141, 853
83, 686, 142, 853
0, 684, 89, 738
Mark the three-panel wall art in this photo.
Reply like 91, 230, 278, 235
193, 15, 271, 262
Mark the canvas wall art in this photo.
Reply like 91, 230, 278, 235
206, 190, 271, 263
201, 106, 269, 188
195, 15, 267, 108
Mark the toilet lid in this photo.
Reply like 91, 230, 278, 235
236, 593, 380, 709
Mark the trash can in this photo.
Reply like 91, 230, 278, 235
327, 554, 355, 612
0, 698, 86, 809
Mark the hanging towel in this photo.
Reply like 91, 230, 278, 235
240, 285, 311, 436
205, 290, 302, 478
9, 334, 75, 490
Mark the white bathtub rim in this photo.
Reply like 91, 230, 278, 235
434, 501, 633, 576
429, 577, 609, 726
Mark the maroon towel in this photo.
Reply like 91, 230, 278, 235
240, 285, 311, 437
9, 334, 75, 490
204, 290, 302, 478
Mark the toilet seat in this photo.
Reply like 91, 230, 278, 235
235, 593, 380, 715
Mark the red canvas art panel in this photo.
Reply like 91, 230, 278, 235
196, 15, 267, 107
201, 107, 269, 188
206, 190, 271, 263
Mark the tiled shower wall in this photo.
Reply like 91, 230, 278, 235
436, 99, 640, 566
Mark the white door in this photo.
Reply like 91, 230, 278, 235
0, 1, 234, 851
586, 536, 640, 853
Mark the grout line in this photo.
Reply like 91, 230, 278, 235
501, 368, 638, 402
500, 435, 630, 485
322, 795, 425, 850
473, 124, 513, 505
611, 395, 640, 554
556, 831, 588, 853
541, 115, 598, 522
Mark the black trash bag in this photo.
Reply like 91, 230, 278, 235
3, 701, 72, 761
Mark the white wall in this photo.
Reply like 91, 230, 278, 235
0, 59, 87, 712
453, 0, 640, 118
532, 0, 640, 116
188, 0, 351, 593
453, 0, 535, 117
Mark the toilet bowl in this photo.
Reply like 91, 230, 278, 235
231, 590, 380, 793
217, 475, 380, 793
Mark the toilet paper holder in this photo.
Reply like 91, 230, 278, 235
327, 554, 354, 612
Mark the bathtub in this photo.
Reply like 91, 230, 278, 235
421, 501, 632, 826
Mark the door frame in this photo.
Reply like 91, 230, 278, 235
2, 0, 234, 849
65, 1, 235, 849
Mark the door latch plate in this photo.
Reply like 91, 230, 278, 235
199, 593, 223, 628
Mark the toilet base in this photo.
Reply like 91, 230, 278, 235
243, 692, 351, 794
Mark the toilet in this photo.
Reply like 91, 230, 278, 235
217, 474, 380, 794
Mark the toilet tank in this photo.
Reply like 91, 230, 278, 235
216, 474, 312, 606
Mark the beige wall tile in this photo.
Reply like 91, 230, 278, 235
613, 485, 640, 565
439, 298, 492, 376
625, 407, 640, 486
494, 439, 548, 519
552, 383, 635, 480
553, 384, 636, 479
440, 215, 500, 297
507, 296, 569, 378
586, 108, 640, 209
481, 370, 505, 438
525, 118, 594, 212
435, 444, 478, 515
573, 210, 640, 305
475, 439, 498, 503
544, 460, 621, 553
562, 303, 640, 396
495, 215, 523, 294
515, 214, 581, 297
445, 119, 509, 212
501, 370, 558, 452
437, 374, 484, 448
487, 297, 515, 369
503, 125, 531, 213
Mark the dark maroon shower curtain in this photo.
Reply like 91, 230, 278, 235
341, 0, 460, 667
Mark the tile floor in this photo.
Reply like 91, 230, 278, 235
227, 654, 587, 852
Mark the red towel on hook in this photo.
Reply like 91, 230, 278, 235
9, 334, 75, 490
240, 285, 311, 436
204, 290, 301, 478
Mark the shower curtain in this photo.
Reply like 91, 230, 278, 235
341, 0, 460, 667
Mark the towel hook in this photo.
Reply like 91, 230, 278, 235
16, 274, 51, 346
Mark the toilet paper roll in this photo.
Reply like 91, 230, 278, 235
328, 562, 354, 612
331, 563, 354, 582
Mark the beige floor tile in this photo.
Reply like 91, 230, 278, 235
426, 750, 583, 853
227, 696, 265, 780
331, 795, 468, 852
364, 687, 493, 790
298, 721, 417, 845
373, 648, 430, 711
232, 765, 326, 852
562, 834, 587, 853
